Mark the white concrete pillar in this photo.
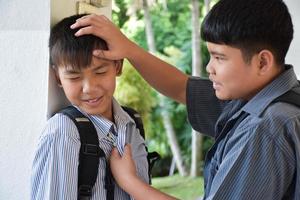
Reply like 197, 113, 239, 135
0, 1, 50, 199
0, 0, 111, 199
286, 0, 300, 77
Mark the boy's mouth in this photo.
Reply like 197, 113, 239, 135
87, 97, 101, 103
82, 97, 103, 106
212, 82, 222, 90
209, 77, 222, 91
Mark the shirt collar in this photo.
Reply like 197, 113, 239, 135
111, 98, 135, 126
242, 65, 299, 117
73, 98, 134, 139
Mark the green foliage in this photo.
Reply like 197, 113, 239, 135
115, 60, 156, 113
147, 105, 170, 156
113, 0, 217, 173
115, 61, 157, 140
112, 0, 130, 28
148, 0, 192, 54
123, 18, 148, 50
152, 174, 204, 200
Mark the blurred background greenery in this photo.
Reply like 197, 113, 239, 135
113, 0, 218, 199
152, 175, 204, 200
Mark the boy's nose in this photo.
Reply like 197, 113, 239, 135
82, 78, 97, 94
206, 60, 214, 74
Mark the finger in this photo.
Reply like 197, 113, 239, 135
74, 26, 100, 37
77, 14, 107, 21
76, 13, 96, 20
71, 14, 107, 29
110, 147, 121, 159
101, 15, 110, 21
71, 18, 96, 29
110, 147, 122, 170
93, 49, 114, 60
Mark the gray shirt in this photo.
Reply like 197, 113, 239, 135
187, 65, 300, 200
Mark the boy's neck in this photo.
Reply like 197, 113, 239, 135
105, 106, 115, 123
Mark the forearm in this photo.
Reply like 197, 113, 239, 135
126, 41, 189, 104
110, 146, 178, 200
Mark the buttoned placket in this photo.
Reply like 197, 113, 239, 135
107, 130, 116, 145
203, 111, 249, 196
105, 125, 126, 156
106, 126, 117, 146
106, 119, 134, 200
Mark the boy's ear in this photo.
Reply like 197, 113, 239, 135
257, 50, 274, 75
115, 59, 123, 76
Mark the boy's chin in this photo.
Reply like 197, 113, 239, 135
215, 92, 234, 101
215, 91, 226, 100
80, 106, 112, 120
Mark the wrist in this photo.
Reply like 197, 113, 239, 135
122, 175, 143, 194
125, 40, 143, 60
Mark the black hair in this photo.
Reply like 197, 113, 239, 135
49, 14, 108, 70
201, 0, 293, 65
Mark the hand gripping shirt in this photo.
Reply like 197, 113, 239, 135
186, 65, 300, 200
31, 98, 149, 200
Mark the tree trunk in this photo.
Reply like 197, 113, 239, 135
191, 130, 203, 176
190, 0, 204, 177
161, 100, 188, 176
142, 0, 188, 176
161, 0, 168, 11
204, 0, 211, 14
142, 0, 156, 54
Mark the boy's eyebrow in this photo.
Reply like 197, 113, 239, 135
63, 68, 81, 74
210, 51, 226, 57
62, 62, 112, 74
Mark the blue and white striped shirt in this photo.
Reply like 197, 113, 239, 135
31, 98, 149, 200
187, 65, 300, 200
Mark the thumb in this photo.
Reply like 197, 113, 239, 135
93, 49, 118, 60
110, 147, 121, 159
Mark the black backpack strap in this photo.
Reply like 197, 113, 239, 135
146, 151, 161, 179
122, 106, 145, 139
273, 89, 300, 107
105, 163, 115, 200
122, 106, 160, 184
59, 106, 106, 200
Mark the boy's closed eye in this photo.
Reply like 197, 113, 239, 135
63, 71, 81, 80
66, 75, 81, 80
95, 66, 109, 74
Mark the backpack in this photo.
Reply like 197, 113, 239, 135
59, 106, 160, 200
273, 88, 300, 107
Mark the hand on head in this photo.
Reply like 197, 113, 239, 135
70, 14, 133, 61
110, 144, 138, 190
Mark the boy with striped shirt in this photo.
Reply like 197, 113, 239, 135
31, 14, 149, 200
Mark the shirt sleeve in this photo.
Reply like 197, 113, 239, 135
205, 125, 296, 200
31, 114, 80, 200
126, 124, 149, 184
186, 76, 223, 137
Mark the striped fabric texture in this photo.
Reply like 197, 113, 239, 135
187, 66, 300, 200
31, 99, 149, 200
